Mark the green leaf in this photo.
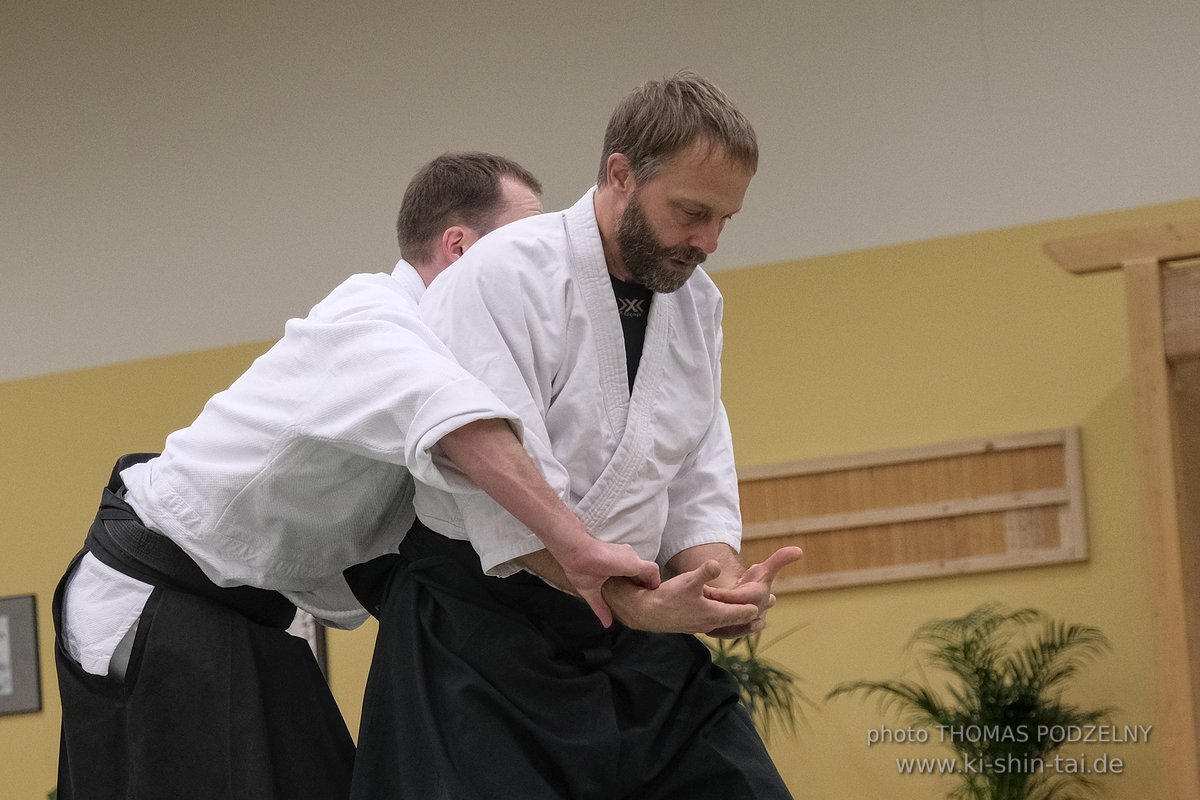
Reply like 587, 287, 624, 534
827, 603, 1112, 800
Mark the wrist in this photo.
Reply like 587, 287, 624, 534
516, 549, 576, 597
600, 577, 641, 627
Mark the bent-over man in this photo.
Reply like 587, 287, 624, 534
54, 152, 658, 800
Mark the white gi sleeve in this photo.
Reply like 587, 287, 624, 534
420, 251, 574, 574
299, 273, 525, 493
658, 298, 743, 564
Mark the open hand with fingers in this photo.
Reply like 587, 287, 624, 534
600, 559, 764, 635
701, 546, 804, 638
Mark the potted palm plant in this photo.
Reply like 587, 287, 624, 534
827, 604, 1111, 800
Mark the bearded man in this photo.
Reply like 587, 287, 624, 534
351, 73, 800, 799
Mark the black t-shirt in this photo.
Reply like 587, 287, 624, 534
610, 274, 653, 393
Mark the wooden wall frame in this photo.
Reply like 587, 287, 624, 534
1045, 217, 1200, 800
0, 594, 42, 716
737, 429, 1087, 593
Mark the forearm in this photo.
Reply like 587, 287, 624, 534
438, 419, 661, 627
512, 553, 686, 629
514, 548, 578, 596
435, 418, 589, 558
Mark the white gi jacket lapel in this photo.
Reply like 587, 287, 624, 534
562, 192, 672, 532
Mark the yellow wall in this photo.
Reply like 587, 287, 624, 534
2, 196, 1198, 798
715, 196, 1200, 798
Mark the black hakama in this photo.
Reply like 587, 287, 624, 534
54, 456, 355, 800
350, 523, 792, 799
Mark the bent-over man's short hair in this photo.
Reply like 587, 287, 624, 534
597, 70, 758, 187
397, 152, 542, 265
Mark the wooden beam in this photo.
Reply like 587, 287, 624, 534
738, 428, 1066, 482
1123, 258, 1200, 799
770, 547, 1083, 594
1043, 217, 1200, 275
742, 488, 1069, 540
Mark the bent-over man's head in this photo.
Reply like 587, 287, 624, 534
594, 71, 758, 293
398, 152, 543, 284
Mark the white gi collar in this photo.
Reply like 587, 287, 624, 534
390, 259, 426, 304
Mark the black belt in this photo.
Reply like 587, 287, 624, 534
85, 453, 297, 630
400, 523, 610, 651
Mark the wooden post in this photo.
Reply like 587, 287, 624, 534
1045, 219, 1200, 800
1123, 259, 1200, 800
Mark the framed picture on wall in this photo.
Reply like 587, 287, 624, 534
0, 594, 42, 716
286, 609, 329, 679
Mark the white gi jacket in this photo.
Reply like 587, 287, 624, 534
415, 189, 742, 577
66, 262, 521, 671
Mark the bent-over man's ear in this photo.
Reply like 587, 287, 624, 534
439, 225, 471, 264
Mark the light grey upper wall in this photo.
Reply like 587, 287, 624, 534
4, 0, 1199, 381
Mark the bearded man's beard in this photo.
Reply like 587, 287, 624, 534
616, 195, 706, 293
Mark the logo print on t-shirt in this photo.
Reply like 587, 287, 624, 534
617, 298, 646, 318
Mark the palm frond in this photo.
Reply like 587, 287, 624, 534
827, 679, 951, 728
828, 603, 1112, 800
707, 627, 810, 741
